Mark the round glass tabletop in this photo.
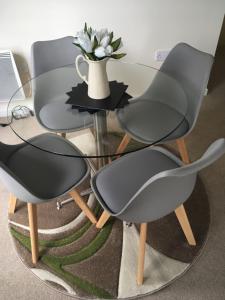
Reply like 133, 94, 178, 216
7, 60, 188, 163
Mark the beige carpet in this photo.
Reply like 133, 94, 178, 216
0, 50, 225, 299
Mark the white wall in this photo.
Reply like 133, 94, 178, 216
0, 0, 224, 72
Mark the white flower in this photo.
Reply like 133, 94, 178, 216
94, 46, 106, 58
105, 45, 113, 56
74, 31, 93, 53
94, 28, 108, 43
79, 38, 92, 53
100, 35, 110, 48
73, 24, 126, 60
99, 28, 108, 40
91, 30, 97, 43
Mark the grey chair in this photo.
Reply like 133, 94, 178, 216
116, 43, 214, 163
91, 138, 225, 285
0, 133, 97, 264
31, 36, 93, 136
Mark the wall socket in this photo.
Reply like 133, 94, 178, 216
154, 49, 170, 62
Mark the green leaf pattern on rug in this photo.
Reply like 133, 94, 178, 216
10, 216, 114, 299
40, 205, 100, 248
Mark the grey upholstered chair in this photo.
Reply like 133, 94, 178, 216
91, 138, 225, 285
31, 36, 93, 137
116, 43, 214, 164
0, 133, 97, 264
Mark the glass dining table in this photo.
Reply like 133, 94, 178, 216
7, 60, 188, 169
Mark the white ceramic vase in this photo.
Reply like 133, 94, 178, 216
75, 54, 110, 100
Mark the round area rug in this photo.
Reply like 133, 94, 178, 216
8, 175, 210, 299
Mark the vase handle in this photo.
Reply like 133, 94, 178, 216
75, 54, 88, 84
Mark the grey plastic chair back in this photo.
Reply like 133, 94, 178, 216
116, 43, 214, 144
31, 36, 79, 78
31, 36, 79, 117
30, 36, 93, 133
159, 43, 214, 132
113, 138, 225, 223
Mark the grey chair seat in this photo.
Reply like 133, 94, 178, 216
92, 138, 225, 224
6, 134, 88, 199
39, 102, 93, 132
117, 99, 189, 144
92, 147, 179, 214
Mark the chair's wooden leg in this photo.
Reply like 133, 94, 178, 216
137, 223, 147, 286
61, 133, 66, 138
175, 204, 196, 246
116, 134, 131, 157
69, 189, 97, 224
96, 211, 111, 229
8, 193, 17, 214
176, 138, 190, 164
27, 203, 39, 264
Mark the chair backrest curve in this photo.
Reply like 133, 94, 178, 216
31, 36, 79, 78
166, 138, 225, 177
133, 138, 225, 201
115, 139, 225, 222
160, 43, 214, 132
